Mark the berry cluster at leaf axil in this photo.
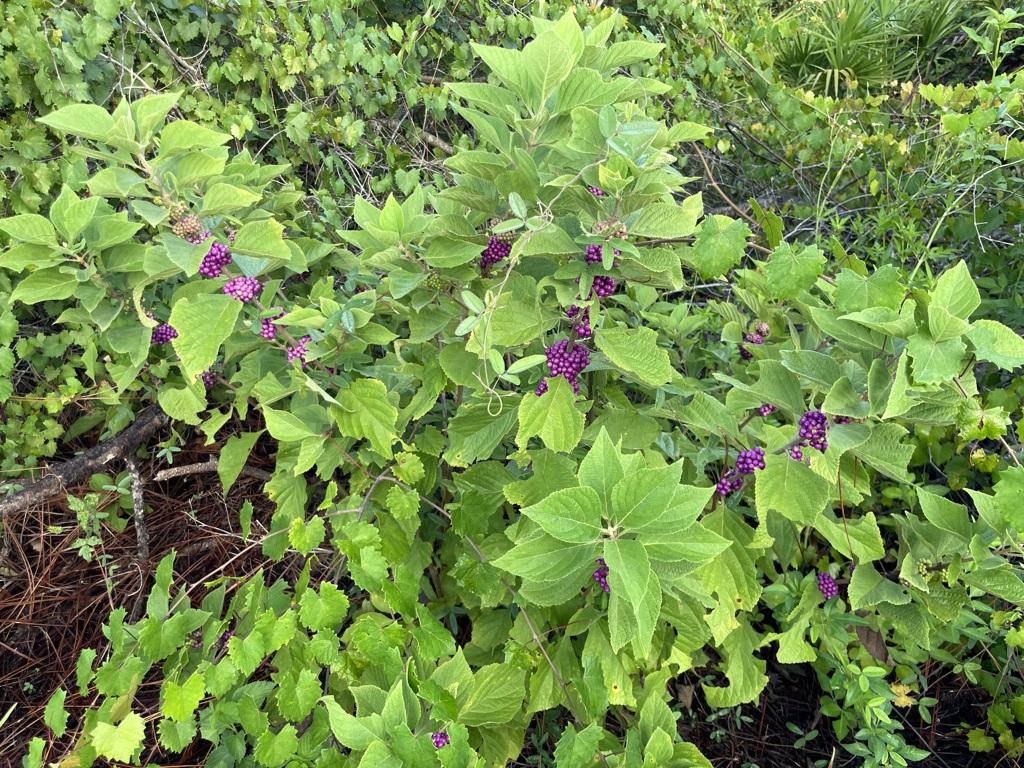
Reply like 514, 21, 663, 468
717, 446, 765, 496
817, 571, 839, 599
593, 558, 610, 592
479, 235, 512, 269
432, 732, 450, 749
151, 323, 177, 345
536, 339, 590, 395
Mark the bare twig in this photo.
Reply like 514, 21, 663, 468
126, 457, 149, 563
152, 459, 271, 483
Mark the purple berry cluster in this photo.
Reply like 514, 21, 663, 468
187, 629, 204, 650
735, 446, 766, 473
798, 410, 829, 452
223, 276, 261, 303
567, 305, 592, 338
817, 572, 839, 599
536, 339, 590, 395
756, 322, 770, 337
151, 323, 178, 345
584, 243, 619, 265
789, 445, 803, 462
589, 186, 605, 196
480, 236, 512, 269
593, 558, 610, 592
198, 370, 216, 389
214, 628, 235, 650
580, 244, 618, 298
260, 309, 285, 340
287, 336, 312, 366
739, 345, 753, 360
716, 471, 744, 496
834, 415, 852, 425
758, 403, 777, 417
745, 332, 763, 345
198, 240, 232, 278
432, 732, 450, 749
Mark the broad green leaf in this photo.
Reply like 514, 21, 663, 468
412, 605, 457, 660
852, 423, 914, 482
553, 723, 604, 768
522, 30, 574, 109
91, 712, 146, 763
162, 672, 205, 722
918, 490, 972, 541
833, 265, 904, 312
813, 511, 885, 562
962, 567, 1024, 603
10, 267, 78, 304
993, 466, 1024, 530
160, 120, 231, 154
470, 43, 531, 103
686, 214, 750, 278
423, 237, 485, 268
763, 242, 824, 300
522, 486, 604, 544
169, 294, 242, 379
931, 260, 979, 321
821, 376, 870, 419
254, 724, 299, 768
595, 326, 672, 386
698, 508, 764, 613
627, 197, 702, 239
332, 379, 398, 459
610, 463, 682, 529
780, 350, 842, 388
604, 539, 653, 607
702, 622, 767, 708
491, 534, 597, 582
927, 305, 969, 343
232, 219, 290, 261
218, 432, 261, 494
578, 428, 627, 513
44, 688, 70, 737
608, 564, 661, 657
262, 409, 317, 442
444, 401, 519, 467
848, 564, 910, 609
667, 121, 714, 143
632, 484, 715, 537
201, 183, 261, 215
966, 320, 1024, 371
755, 455, 830, 525
38, 103, 116, 141
552, 69, 627, 113
460, 664, 526, 727
517, 376, 584, 453
299, 583, 350, 632
642, 522, 729, 564
0, 214, 57, 245
840, 306, 917, 339
289, 515, 326, 555
157, 384, 205, 425
277, 669, 321, 722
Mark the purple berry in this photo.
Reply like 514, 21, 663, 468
593, 558, 610, 592
536, 339, 590, 395
432, 732, 450, 749
834, 416, 852, 425
260, 308, 285, 340
735, 447, 765, 474
756, 322, 770, 337
758, 404, 777, 417
198, 370, 216, 389
583, 243, 619, 265
567, 306, 592, 338
739, 345, 753, 361
151, 323, 178, 345
590, 275, 616, 299
223, 276, 261, 303
480, 236, 512, 269
716, 470, 743, 496
790, 446, 803, 462
817, 572, 839, 599
588, 186, 605, 196
745, 332, 763, 345
197, 239, 232, 278
798, 411, 829, 453
287, 336, 312, 366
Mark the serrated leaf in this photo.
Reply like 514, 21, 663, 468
595, 326, 672, 386
91, 712, 146, 763
852, 423, 914, 482
218, 432, 260, 494
44, 688, 69, 737
931, 260, 979, 321
254, 724, 299, 767
966, 320, 1024, 371
491, 535, 598, 582
702, 622, 768, 707
518, 375, 584, 452
522, 486, 604, 544
299, 583, 350, 632
687, 215, 750, 278
994, 466, 1024, 530
289, 515, 326, 555
848, 564, 910, 609
627, 197, 702, 238
755, 455, 830, 525
763, 242, 824, 300
331, 379, 398, 459
162, 672, 205, 722
444, 401, 519, 467
610, 463, 682, 529
169, 294, 242, 379
460, 665, 526, 727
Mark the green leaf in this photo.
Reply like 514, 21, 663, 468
491, 535, 597, 582
755, 455, 830, 525
522, 30, 574, 109
289, 515, 326, 555
232, 219, 290, 261
834, 265, 904, 312
412, 605, 457, 660
763, 242, 825, 300
169, 294, 242, 379
201, 183, 261, 216
218, 432, 260, 494
162, 672, 205, 722
38, 103, 116, 141
299, 583, 350, 632
962, 567, 1024, 603
460, 664, 527, 727
627, 197, 702, 238
687, 215, 750, 278
931, 260, 980, 321
277, 669, 322, 722
821, 376, 870, 419
521, 486, 604, 544
517, 375, 584, 452
917, 490, 972, 541
848, 564, 910, 609
50, 186, 101, 242
699, 508, 764, 613
10, 268, 78, 304
157, 384, 205, 426
595, 326, 672, 386
444, 401, 519, 467
578, 428, 627, 513
553, 723, 604, 768
262, 409, 317, 442
254, 724, 299, 768
852, 423, 914, 482
814, 511, 885, 562
966, 320, 1024, 371
610, 463, 682, 529
44, 688, 70, 737
702, 622, 768, 708
994, 466, 1024, 530
780, 350, 842, 388
604, 539, 652, 607
332, 379, 398, 459
91, 712, 146, 763
159, 120, 231, 154
0, 214, 57, 245
470, 43, 531, 103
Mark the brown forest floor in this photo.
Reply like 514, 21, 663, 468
0, 429, 1015, 768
